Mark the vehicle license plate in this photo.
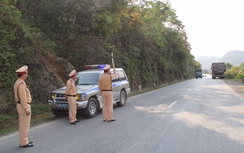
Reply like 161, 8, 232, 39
57, 104, 68, 108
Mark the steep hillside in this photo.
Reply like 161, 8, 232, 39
0, 1, 198, 105
30, 49, 74, 102
0, 42, 74, 103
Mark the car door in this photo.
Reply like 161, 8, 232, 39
111, 70, 121, 103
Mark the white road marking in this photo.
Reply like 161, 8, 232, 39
168, 101, 178, 108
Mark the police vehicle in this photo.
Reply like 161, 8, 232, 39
48, 64, 130, 118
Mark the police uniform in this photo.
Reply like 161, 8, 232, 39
13, 65, 33, 147
65, 70, 79, 125
98, 64, 117, 122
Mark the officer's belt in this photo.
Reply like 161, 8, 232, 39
102, 90, 112, 91
17, 101, 31, 105
67, 95, 76, 97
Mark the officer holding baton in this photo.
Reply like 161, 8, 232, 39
98, 52, 117, 122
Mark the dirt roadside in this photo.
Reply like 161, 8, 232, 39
222, 79, 244, 98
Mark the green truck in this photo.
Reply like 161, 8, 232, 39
211, 62, 226, 79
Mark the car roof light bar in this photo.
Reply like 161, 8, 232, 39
84, 64, 107, 69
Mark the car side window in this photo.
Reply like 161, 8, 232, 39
112, 74, 119, 82
117, 71, 126, 81
110, 71, 118, 82
111, 70, 127, 82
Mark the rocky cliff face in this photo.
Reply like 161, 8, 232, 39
28, 51, 75, 103
0, 49, 74, 103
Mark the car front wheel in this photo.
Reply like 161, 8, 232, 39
83, 97, 98, 118
117, 90, 127, 107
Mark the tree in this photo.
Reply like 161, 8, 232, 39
225, 62, 232, 70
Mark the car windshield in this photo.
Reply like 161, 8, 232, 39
76, 72, 100, 85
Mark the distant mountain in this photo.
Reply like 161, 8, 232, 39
219, 50, 244, 66
196, 50, 244, 70
196, 56, 220, 69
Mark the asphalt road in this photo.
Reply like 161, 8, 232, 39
1, 76, 244, 153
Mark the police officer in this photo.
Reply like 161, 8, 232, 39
13, 65, 34, 147
65, 70, 80, 125
98, 63, 117, 122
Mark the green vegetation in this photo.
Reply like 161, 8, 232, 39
225, 63, 244, 79
0, 0, 201, 135
1, 1, 197, 99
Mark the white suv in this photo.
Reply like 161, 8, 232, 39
48, 64, 130, 118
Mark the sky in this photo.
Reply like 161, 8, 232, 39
168, 0, 244, 59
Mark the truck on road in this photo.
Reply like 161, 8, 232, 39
211, 62, 226, 79
195, 68, 202, 79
